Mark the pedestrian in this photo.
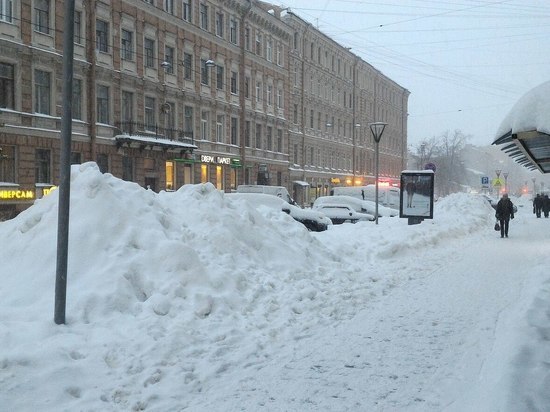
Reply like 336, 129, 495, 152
406, 179, 417, 208
495, 193, 515, 238
534, 194, 543, 218
543, 194, 550, 218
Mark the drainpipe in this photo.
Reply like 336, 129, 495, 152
87, 1, 97, 161
239, 1, 252, 185
300, 23, 311, 183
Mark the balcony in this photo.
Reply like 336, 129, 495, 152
115, 121, 195, 146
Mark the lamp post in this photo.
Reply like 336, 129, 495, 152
369, 122, 387, 225
503, 172, 508, 194
495, 169, 501, 198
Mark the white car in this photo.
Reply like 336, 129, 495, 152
226, 193, 332, 232
312, 203, 374, 224
313, 195, 398, 218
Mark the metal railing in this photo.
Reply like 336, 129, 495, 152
115, 121, 194, 146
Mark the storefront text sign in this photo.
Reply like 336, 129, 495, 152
201, 155, 231, 165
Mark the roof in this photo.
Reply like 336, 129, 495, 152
493, 80, 550, 173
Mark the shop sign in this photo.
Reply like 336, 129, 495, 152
0, 189, 35, 201
200, 155, 231, 164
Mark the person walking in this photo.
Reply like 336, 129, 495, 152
534, 194, 543, 218
495, 193, 515, 238
543, 194, 550, 218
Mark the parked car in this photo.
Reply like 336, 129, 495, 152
226, 193, 331, 232
313, 195, 398, 218
312, 203, 374, 224
236, 185, 295, 204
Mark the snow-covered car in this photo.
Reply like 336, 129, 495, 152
313, 195, 398, 218
226, 193, 332, 232
312, 203, 374, 224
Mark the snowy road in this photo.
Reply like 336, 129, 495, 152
185, 206, 549, 411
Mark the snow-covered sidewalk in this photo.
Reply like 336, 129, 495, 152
1, 164, 549, 411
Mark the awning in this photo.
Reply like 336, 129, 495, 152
493, 130, 548, 173
293, 180, 310, 187
493, 81, 550, 173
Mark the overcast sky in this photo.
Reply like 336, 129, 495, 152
280, 0, 550, 147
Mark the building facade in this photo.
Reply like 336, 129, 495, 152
0, 0, 407, 219
284, 11, 409, 205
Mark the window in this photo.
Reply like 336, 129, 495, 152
164, 0, 174, 15
34, 0, 50, 34
145, 96, 155, 130
216, 65, 224, 90
255, 81, 261, 104
96, 153, 108, 173
1, 0, 13, 22
121, 29, 133, 61
310, 109, 313, 128
229, 18, 237, 44
122, 156, 133, 181
184, 106, 193, 135
267, 84, 272, 106
35, 149, 51, 183
277, 129, 283, 152
200, 3, 208, 30
266, 38, 272, 62
200, 59, 209, 85
255, 32, 262, 56
277, 88, 283, 110
200, 110, 209, 140
215, 12, 223, 37
183, 0, 192, 22
255, 124, 261, 149
0, 145, 15, 182
293, 144, 298, 164
121, 91, 133, 132
0, 63, 15, 109
74, 11, 82, 44
70, 152, 82, 165
293, 104, 298, 124
34, 69, 51, 115
181, 53, 193, 81
165, 161, 174, 190
96, 19, 109, 53
164, 46, 174, 74
144, 38, 155, 68
216, 115, 224, 142
230, 117, 237, 145
276, 44, 282, 66
244, 27, 250, 51
72, 79, 82, 120
230, 71, 237, 94
96, 85, 109, 124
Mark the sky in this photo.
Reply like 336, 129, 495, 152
1, 162, 550, 410
279, 0, 550, 147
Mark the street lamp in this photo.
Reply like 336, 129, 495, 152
503, 172, 509, 194
532, 177, 537, 195
369, 121, 387, 225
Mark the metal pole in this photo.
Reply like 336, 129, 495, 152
375, 140, 379, 225
54, 0, 75, 325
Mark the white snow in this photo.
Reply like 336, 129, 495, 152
1, 162, 549, 411
496, 80, 550, 138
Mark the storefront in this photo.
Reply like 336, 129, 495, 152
0, 184, 56, 220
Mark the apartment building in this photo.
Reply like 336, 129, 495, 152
0, 0, 408, 219
0, 0, 291, 218
283, 11, 409, 205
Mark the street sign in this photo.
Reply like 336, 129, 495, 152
481, 176, 489, 189
492, 178, 504, 187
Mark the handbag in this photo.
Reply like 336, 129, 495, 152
494, 220, 500, 231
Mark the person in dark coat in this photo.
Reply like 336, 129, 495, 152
533, 194, 543, 218
543, 194, 550, 218
496, 193, 515, 238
